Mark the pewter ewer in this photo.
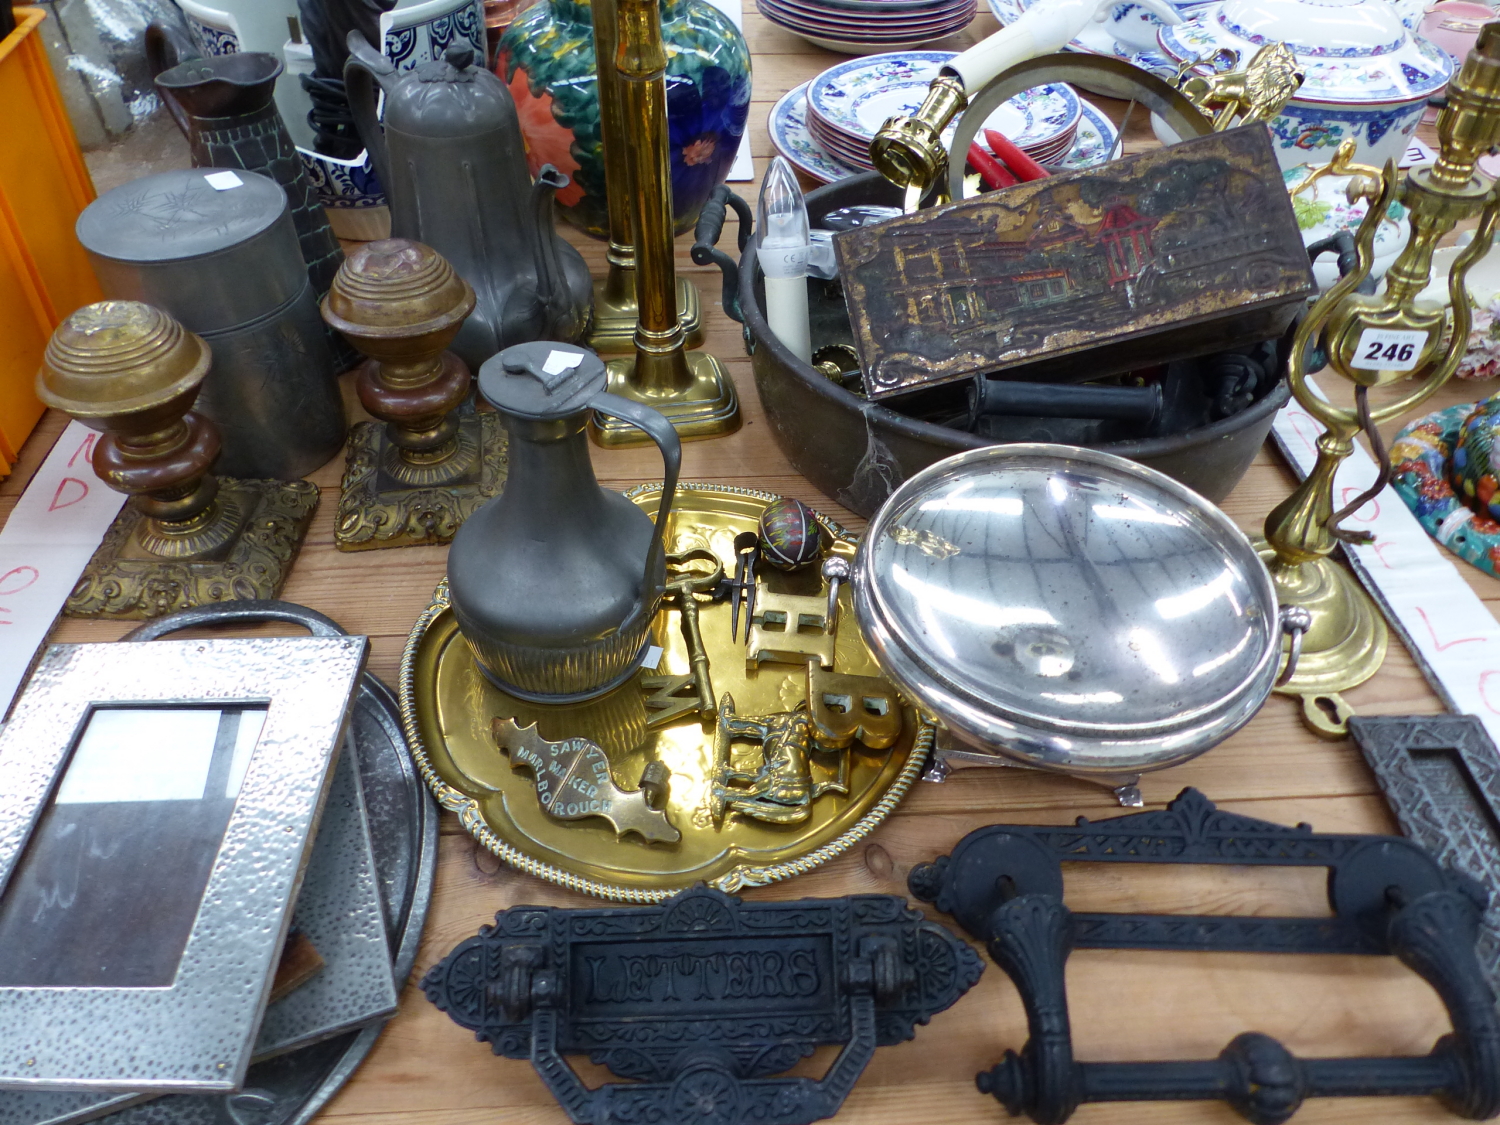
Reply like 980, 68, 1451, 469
447, 342, 681, 702
344, 37, 592, 370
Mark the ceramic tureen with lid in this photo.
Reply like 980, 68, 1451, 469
853, 444, 1282, 787
1157, 0, 1454, 170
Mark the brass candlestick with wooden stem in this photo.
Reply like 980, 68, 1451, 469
590, 0, 739, 446
36, 301, 318, 619
587, 0, 703, 354
1260, 24, 1500, 737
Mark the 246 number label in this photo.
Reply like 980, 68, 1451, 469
1351, 328, 1428, 372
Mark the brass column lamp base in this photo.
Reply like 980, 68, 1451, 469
594, 351, 739, 447
322, 240, 508, 551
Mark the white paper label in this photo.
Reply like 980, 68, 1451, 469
642, 645, 664, 671
759, 244, 809, 279
1351, 328, 1427, 372
204, 171, 244, 190
541, 349, 585, 376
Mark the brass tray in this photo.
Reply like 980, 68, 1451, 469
399, 482, 931, 900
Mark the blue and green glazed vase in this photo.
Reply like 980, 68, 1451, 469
496, 0, 750, 239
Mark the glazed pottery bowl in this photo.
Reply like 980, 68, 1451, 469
497, 0, 751, 239
738, 173, 1292, 518
1157, 0, 1453, 170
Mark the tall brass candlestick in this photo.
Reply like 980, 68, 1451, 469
591, 0, 739, 446
588, 0, 703, 354
1260, 24, 1500, 737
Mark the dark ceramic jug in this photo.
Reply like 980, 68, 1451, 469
148, 32, 345, 308
345, 37, 593, 370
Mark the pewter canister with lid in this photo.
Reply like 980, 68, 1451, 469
76, 168, 345, 480
853, 444, 1282, 783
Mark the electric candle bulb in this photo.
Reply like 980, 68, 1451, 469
757, 156, 813, 364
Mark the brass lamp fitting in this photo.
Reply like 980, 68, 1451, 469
321, 239, 507, 550
590, 0, 739, 448
1262, 22, 1500, 737
871, 73, 966, 211
36, 300, 318, 619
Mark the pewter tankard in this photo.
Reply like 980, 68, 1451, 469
446, 342, 680, 701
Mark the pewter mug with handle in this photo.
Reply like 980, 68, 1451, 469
447, 342, 681, 702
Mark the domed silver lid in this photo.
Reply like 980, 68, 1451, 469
853, 444, 1279, 774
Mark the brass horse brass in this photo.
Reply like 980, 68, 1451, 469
491, 718, 680, 844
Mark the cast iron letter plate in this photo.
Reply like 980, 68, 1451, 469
422, 885, 983, 1125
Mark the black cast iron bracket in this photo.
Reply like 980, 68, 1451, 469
908, 787, 1500, 1125
422, 885, 982, 1125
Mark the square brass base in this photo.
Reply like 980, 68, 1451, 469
592, 351, 741, 447
336, 412, 508, 551
65, 478, 320, 619
587, 277, 704, 354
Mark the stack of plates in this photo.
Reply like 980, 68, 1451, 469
787, 52, 1086, 177
770, 77, 1119, 184
757, 0, 976, 54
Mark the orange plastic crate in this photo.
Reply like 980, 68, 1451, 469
0, 6, 101, 475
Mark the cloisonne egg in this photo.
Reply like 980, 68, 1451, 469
1451, 397, 1500, 520
758, 497, 823, 570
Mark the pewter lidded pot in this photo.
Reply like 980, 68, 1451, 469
447, 342, 681, 702
344, 37, 593, 370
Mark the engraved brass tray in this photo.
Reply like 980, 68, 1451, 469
400, 482, 931, 900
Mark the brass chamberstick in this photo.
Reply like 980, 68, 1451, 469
400, 482, 930, 900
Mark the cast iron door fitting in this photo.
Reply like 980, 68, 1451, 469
909, 787, 1500, 1125
422, 885, 983, 1125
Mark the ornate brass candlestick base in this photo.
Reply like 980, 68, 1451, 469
36, 301, 317, 620
1261, 26, 1500, 736
322, 240, 507, 550
589, 0, 738, 447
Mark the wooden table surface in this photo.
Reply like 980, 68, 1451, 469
5, 13, 1499, 1123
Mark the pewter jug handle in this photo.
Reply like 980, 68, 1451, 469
344, 30, 396, 203
591, 392, 682, 604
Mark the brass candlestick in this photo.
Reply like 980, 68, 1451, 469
587, 0, 703, 355
322, 239, 508, 550
36, 301, 318, 619
1261, 24, 1500, 737
590, 0, 739, 447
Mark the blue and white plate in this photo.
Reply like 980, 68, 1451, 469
770, 81, 1119, 185
806, 51, 1082, 152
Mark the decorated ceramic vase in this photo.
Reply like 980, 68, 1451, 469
496, 0, 751, 238
1157, 0, 1453, 170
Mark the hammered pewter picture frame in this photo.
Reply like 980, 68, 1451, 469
0, 638, 368, 1092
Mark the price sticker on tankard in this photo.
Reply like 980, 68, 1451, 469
1352, 328, 1427, 371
